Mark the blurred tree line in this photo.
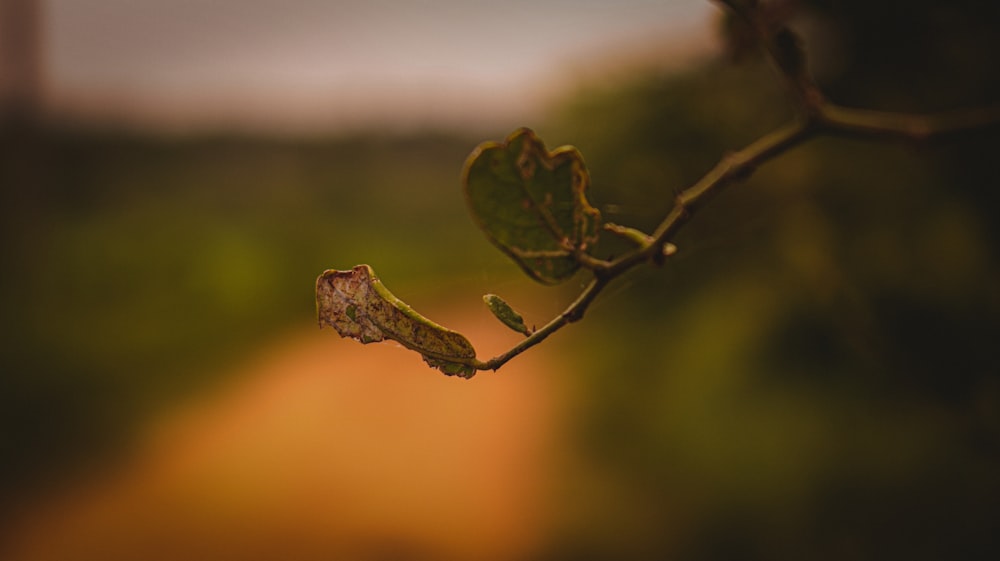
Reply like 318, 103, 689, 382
1, 0, 998, 559
537, 0, 1000, 559
0, 129, 497, 518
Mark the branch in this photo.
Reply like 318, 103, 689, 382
464, 2, 1000, 373
659, 119, 814, 242
714, 0, 1000, 141
818, 104, 1000, 142
470, 83, 1000, 372
472, 118, 817, 371
476, 276, 609, 371
323, 0, 1000, 376
713, 0, 825, 113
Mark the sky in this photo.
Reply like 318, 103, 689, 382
43, 0, 717, 133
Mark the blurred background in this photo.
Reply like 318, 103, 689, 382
1, 0, 998, 559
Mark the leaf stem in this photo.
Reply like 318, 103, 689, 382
477, 276, 608, 371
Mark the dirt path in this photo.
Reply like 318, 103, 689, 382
5, 302, 568, 561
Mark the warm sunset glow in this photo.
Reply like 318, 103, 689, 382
43, 0, 714, 131
8, 3, 992, 558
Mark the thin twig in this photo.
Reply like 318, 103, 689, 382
474, 119, 816, 371
713, 0, 825, 113
477, 276, 609, 371
819, 104, 1000, 142
467, 0, 1000, 372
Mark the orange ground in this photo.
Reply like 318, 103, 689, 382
4, 303, 566, 561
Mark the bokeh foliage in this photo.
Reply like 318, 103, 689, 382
535, 1, 1000, 559
0, 0, 998, 559
0, 129, 504, 510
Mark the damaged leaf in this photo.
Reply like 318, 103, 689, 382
463, 127, 601, 284
483, 294, 532, 336
316, 265, 478, 378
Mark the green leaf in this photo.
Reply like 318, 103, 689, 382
463, 127, 601, 284
316, 265, 478, 378
483, 294, 532, 336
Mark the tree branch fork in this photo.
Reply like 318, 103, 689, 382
456, 0, 1000, 372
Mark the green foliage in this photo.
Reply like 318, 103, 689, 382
0, 131, 489, 506
462, 127, 601, 284
531, 2, 1000, 557
483, 294, 532, 337
315, 128, 610, 372
314, 1, 998, 378
5, 2, 997, 557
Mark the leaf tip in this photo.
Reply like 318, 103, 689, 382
423, 356, 478, 379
